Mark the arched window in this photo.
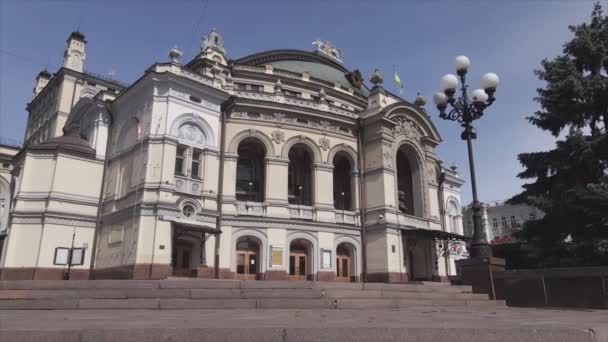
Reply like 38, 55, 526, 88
236, 138, 266, 202
396, 147, 415, 215
447, 200, 460, 233
333, 152, 352, 210
288, 143, 313, 206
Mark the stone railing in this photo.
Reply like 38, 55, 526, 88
235, 201, 265, 217
396, 212, 430, 230
335, 210, 358, 225
288, 204, 314, 220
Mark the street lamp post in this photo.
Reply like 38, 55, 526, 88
433, 55, 500, 258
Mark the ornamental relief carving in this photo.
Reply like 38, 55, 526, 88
229, 111, 354, 137
426, 160, 438, 183
271, 130, 285, 144
382, 141, 394, 168
392, 116, 423, 142
177, 123, 205, 145
318, 137, 330, 151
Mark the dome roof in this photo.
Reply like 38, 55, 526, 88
233, 49, 369, 96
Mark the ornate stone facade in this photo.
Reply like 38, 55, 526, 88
0, 29, 466, 283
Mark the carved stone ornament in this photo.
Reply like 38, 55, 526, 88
392, 116, 422, 141
318, 137, 330, 151
382, 141, 393, 167
271, 130, 285, 144
178, 123, 205, 145
426, 160, 437, 182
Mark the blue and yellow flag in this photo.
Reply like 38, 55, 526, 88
393, 66, 403, 95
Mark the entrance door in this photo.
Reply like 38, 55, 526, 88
289, 253, 307, 280
336, 255, 350, 282
172, 242, 194, 277
236, 251, 258, 280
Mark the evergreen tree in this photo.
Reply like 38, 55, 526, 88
509, 3, 608, 267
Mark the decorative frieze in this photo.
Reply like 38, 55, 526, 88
271, 130, 285, 144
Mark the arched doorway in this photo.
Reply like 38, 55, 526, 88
336, 242, 355, 282
333, 152, 353, 210
289, 239, 312, 280
235, 236, 261, 280
236, 138, 266, 202
288, 144, 313, 206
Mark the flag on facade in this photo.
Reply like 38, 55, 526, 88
393, 66, 403, 95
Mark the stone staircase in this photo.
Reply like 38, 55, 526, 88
0, 279, 503, 310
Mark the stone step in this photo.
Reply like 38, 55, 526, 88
0, 298, 506, 310
0, 279, 473, 293
0, 287, 482, 300
322, 289, 488, 300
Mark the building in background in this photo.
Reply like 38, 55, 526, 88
0, 30, 468, 282
463, 201, 545, 244
0, 140, 20, 260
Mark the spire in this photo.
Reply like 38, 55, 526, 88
201, 28, 226, 55
200, 28, 227, 66
63, 31, 87, 72
33, 69, 52, 98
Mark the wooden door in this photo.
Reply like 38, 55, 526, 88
288, 252, 307, 280
236, 251, 258, 280
336, 255, 350, 282
172, 242, 194, 277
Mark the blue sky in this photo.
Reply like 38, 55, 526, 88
0, 0, 598, 204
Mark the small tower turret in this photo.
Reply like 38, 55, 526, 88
63, 31, 87, 72
32, 69, 52, 98
200, 28, 227, 65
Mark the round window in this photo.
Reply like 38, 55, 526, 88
182, 204, 196, 218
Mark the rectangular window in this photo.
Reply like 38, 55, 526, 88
108, 225, 124, 245
53, 247, 70, 265
70, 248, 85, 266
511, 216, 518, 228
501, 217, 507, 229
191, 149, 202, 178
493, 218, 499, 228
175, 145, 186, 175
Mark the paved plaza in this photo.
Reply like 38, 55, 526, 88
1, 306, 607, 342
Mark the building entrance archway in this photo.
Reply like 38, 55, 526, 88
289, 239, 312, 280
236, 237, 260, 280
336, 242, 355, 282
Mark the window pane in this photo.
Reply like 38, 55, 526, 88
237, 254, 245, 274
342, 258, 348, 277
248, 254, 257, 275
289, 255, 295, 275
298, 256, 306, 276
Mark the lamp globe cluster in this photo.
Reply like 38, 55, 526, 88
433, 55, 499, 111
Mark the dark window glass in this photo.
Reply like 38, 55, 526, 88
248, 254, 257, 275
237, 254, 245, 274
341, 258, 348, 277
298, 256, 306, 276
175, 146, 186, 175
333, 153, 352, 210
396, 147, 415, 215
289, 255, 296, 275
192, 149, 202, 178
288, 144, 312, 205
236, 139, 265, 202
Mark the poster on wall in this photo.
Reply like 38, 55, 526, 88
321, 249, 332, 269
